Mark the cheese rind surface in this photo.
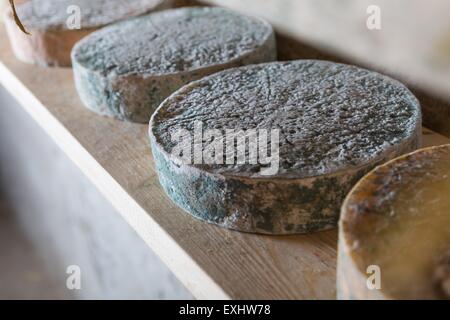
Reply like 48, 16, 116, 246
71, 7, 277, 123
4, 0, 170, 66
338, 144, 450, 299
150, 60, 422, 234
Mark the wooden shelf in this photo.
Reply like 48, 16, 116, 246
1, 19, 449, 299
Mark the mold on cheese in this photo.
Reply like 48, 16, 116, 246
4, 0, 171, 67
71, 7, 277, 123
149, 60, 422, 235
338, 144, 450, 299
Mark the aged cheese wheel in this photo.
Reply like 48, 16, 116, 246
71, 7, 276, 123
149, 60, 422, 234
72, 7, 276, 123
4, 0, 170, 67
338, 144, 450, 299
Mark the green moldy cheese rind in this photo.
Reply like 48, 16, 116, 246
71, 7, 276, 123
4, 0, 170, 67
338, 144, 450, 300
149, 60, 422, 235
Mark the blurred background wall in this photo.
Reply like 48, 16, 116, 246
0, 86, 192, 299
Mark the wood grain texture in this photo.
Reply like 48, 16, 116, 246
1, 19, 449, 299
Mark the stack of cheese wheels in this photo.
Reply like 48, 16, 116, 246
338, 144, 450, 299
71, 7, 276, 123
4, 0, 171, 66
150, 60, 422, 235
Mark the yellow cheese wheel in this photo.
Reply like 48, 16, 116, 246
338, 144, 450, 299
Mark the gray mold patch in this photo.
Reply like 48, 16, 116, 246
72, 7, 276, 123
150, 60, 422, 234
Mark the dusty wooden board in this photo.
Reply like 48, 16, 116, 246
0, 23, 449, 299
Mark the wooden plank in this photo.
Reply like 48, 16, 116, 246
1, 22, 449, 300
422, 127, 450, 148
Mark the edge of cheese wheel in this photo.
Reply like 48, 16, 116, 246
151, 139, 421, 235
3, 0, 171, 67
337, 144, 450, 299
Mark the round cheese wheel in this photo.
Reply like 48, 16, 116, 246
71, 7, 276, 123
149, 60, 422, 234
338, 144, 450, 299
4, 0, 171, 67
